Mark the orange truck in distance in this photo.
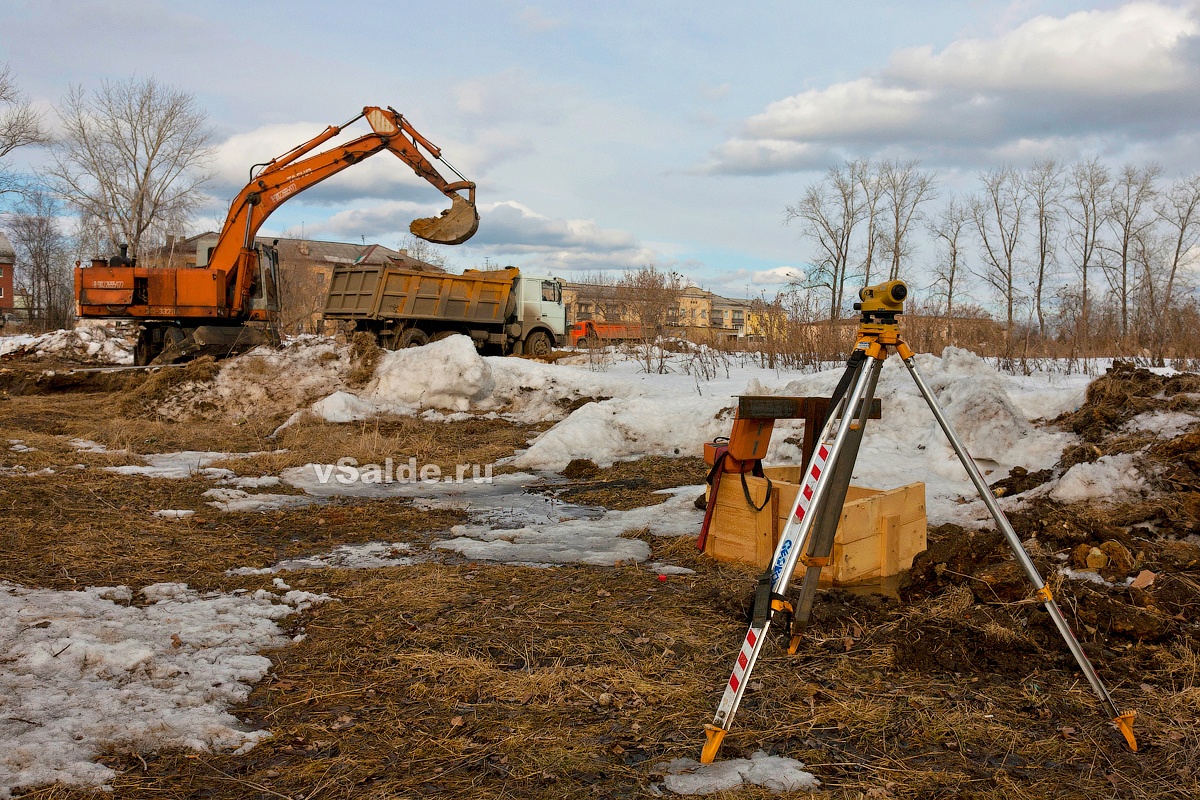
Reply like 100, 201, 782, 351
567, 320, 645, 347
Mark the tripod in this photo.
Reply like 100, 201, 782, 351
700, 280, 1137, 763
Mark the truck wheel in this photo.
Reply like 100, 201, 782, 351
134, 328, 155, 366
523, 330, 552, 357
397, 328, 429, 349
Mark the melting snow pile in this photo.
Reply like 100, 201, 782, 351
152, 336, 352, 422
132, 337, 1103, 530
0, 582, 327, 797
655, 751, 820, 795
1042, 453, 1147, 504
0, 322, 134, 364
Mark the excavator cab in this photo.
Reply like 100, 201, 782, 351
248, 241, 280, 316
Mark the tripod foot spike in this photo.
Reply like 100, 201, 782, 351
1114, 711, 1138, 751
701, 725, 726, 763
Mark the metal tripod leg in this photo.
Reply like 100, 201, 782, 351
900, 354, 1138, 751
701, 353, 883, 763
789, 357, 884, 640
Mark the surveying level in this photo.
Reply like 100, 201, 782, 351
700, 280, 1138, 763
856, 279, 907, 315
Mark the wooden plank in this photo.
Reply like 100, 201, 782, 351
736, 396, 882, 421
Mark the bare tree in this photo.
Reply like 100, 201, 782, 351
878, 159, 937, 281
1063, 158, 1109, 343
786, 160, 866, 322
857, 161, 883, 287
395, 233, 449, 271
615, 265, 684, 373
970, 166, 1026, 357
1142, 174, 1200, 363
928, 196, 969, 326
0, 64, 49, 198
46, 77, 213, 260
4, 188, 74, 329
1024, 160, 1063, 337
1102, 163, 1161, 340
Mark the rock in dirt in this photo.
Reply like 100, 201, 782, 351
990, 465, 1054, 498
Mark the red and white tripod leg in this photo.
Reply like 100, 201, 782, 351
701, 356, 880, 763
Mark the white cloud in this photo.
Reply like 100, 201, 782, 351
886, 2, 1198, 94
275, 198, 660, 274
312, 200, 434, 241
470, 201, 659, 272
752, 266, 805, 285
209, 121, 444, 204
744, 79, 934, 141
517, 6, 565, 33
707, 1, 1200, 174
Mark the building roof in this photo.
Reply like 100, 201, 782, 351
0, 231, 15, 261
155, 232, 442, 272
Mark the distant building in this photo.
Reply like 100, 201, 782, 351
562, 278, 772, 342
0, 232, 13, 319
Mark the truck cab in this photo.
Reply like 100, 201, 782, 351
516, 275, 566, 349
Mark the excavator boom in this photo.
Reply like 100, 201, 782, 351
74, 105, 478, 365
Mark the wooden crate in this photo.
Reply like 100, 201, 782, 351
703, 466, 926, 585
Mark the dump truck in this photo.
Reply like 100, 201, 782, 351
75, 106, 478, 365
323, 265, 565, 356
567, 320, 646, 347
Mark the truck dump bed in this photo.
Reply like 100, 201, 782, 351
324, 266, 518, 323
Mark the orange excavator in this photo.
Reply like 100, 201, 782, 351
74, 106, 479, 365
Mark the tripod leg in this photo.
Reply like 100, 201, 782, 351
702, 354, 881, 763
900, 353, 1138, 751
790, 355, 885, 642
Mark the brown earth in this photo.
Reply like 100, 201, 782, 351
0, 355, 1198, 799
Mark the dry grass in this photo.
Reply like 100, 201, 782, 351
2, 364, 1199, 799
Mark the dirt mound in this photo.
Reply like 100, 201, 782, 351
899, 524, 1007, 601
345, 332, 382, 387
120, 357, 221, 416
1056, 360, 1200, 443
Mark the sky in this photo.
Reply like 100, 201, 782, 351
2, 0, 1200, 298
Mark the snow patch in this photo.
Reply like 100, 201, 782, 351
201, 488, 316, 513
1046, 454, 1145, 504
152, 510, 194, 520
228, 542, 417, 575
0, 322, 134, 364
656, 751, 819, 795
106, 451, 270, 481
0, 582, 327, 796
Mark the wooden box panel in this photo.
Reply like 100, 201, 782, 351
704, 469, 927, 586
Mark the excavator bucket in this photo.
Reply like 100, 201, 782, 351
410, 193, 479, 245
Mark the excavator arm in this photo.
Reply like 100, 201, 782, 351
208, 106, 478, 315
